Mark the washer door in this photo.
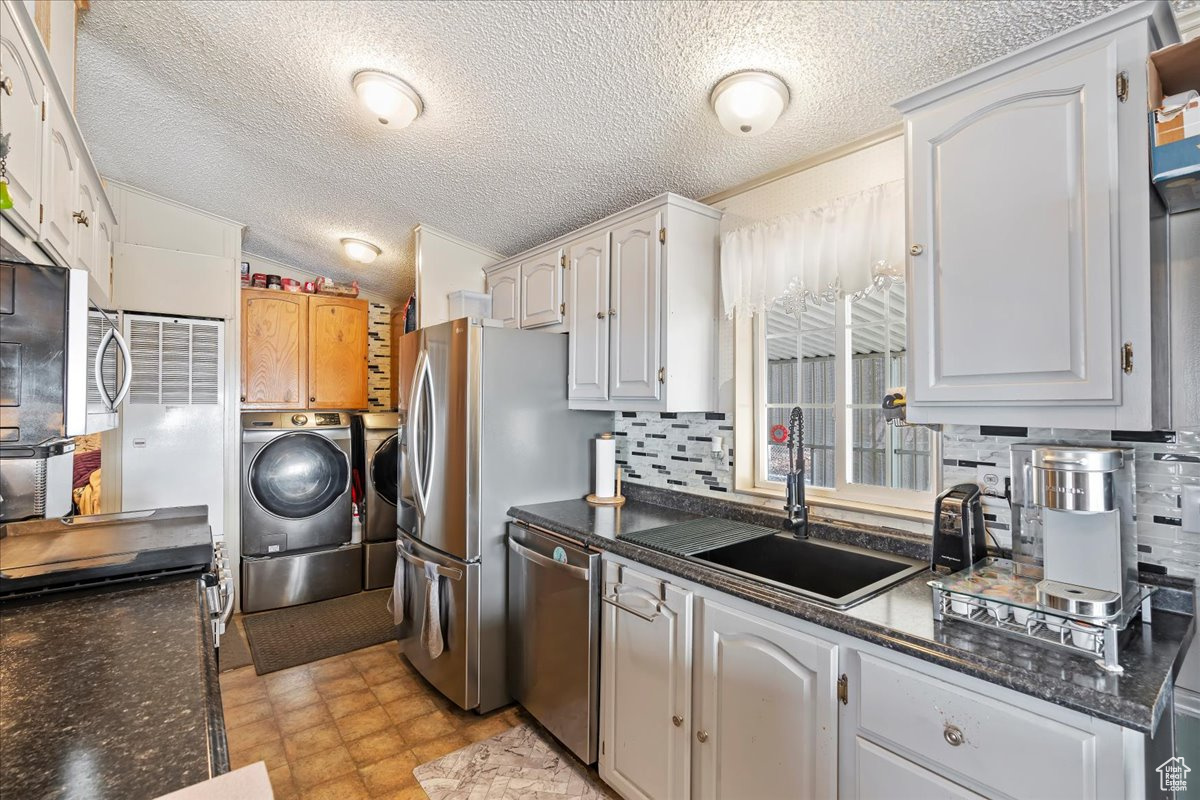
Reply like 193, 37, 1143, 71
249, 432, 350, 519
371, 434, 399, 507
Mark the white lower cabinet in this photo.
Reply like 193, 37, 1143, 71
599, 561, 692, 800
599, 557, 837, 800
693, 597, 837, 800
854, 738, 983, 800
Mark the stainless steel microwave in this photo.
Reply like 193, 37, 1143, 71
0, 260, 130, 445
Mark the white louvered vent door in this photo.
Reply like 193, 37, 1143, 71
120, 314, 226, 541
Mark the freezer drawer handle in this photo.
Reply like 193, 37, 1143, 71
399, 548, 464, 582
601, 585, 665, 623
506, 537, 590, 580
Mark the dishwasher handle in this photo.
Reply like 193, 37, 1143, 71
507, 536, 591, 581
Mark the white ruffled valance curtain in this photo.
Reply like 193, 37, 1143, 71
720, 180, 905, 318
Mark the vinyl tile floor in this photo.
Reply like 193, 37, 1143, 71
219, 638, 528, 800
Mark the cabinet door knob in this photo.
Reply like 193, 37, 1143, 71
73, 210, 90, 228
310, 396, 316, 403
943, 724, 964, 747
696, 730, 708, 743
909, 243, 924, 256
671, 715, 683, 728
608, 308, 617, 317
1, 75, 13, 96
240, 395, 246, 402
596, 311, 606, 320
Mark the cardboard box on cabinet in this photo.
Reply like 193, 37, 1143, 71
1148, 37, 1200, 212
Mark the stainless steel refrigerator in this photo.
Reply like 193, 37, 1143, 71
393, 318, 607, 713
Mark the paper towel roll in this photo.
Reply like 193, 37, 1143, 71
595, 434, 616, 498
594, 506, 616, 538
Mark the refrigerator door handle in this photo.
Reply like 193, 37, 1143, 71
407, 350, 430, 517
420, 352, 437, 511
399, 546, 464, 582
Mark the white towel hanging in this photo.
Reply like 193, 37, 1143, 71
386, 552, 405, 626
421, 561, 444, 659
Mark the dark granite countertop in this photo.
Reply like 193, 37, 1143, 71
0, 574, 229, 800
508, 492, 1195, 734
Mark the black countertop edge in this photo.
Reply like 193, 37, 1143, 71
508, 501, 1195, 734
198, 581, 230, 777
622, 481, 934, 561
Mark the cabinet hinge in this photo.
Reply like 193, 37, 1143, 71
1116, 71, 1129, 103
659, 227, 666, 244
559, 302, 565, 316
560, 254, 567, 268
657, 366, 666, 384
41, 101, 46, 121
1121, 342, 1134, 375
38, 203, 43, 223
837, 673, 849, 705
601, 740, 606, 755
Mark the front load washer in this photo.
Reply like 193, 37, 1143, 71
241, 411, 360, 611
357, 411, 402, 590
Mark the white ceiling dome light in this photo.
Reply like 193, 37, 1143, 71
710, 71, 790, 137
352, 70, 423, 128
341, 237, 382, 264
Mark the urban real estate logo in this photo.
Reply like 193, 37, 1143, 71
1158, 756, 1190, 792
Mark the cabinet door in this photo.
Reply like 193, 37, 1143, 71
694, 597, 837, 800
92, 203, 115, 306
907, 37, 1122, 406
610, 211, 662, 400
39, 96, 79, 267
241, 290, 307, 409
74, 175, 101, 278
567, 232, 610, 402
486, 265, 519, 328
0, 2, 44, 238
599, 561, 692, 800
855, 738, 984, 800
519, 248, 564, 328
308, 296, 368, 409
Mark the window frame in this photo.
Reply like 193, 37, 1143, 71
734, 289, 941, 516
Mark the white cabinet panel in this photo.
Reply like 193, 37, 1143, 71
609, 211, 661, 401
39, 95, 79, 267
567, 232, 609, 402
0, 1, 44, 239
694, 597, 837, 800
855, 738, 984, 800
75, 174, 101, 278
92, 202, 115, 304
486, 264, 519, 328
908, 37, 1121, 405
519, 248, 563, 328
599, 561, 692, 800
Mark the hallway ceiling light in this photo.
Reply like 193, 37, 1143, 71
352, 70, 423, 128
710, 71, 790, 137
341, 238, 381, 264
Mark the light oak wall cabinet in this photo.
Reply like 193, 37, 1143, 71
894, 3, 1178, 429
484, 193, 722, 412
240, 290, 368, 410
0, 0, 115, 305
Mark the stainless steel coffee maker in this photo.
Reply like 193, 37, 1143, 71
1010, 444, 1140, 620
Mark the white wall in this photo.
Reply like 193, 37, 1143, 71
413, 224, 503, 328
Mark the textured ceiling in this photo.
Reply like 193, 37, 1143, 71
76, 0, 1129, 302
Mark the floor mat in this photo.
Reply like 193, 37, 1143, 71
241, 589, 394, 675
218, 616, 254, 672
414, 724, 611, 800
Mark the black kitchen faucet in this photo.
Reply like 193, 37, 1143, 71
785, 406, 809, 538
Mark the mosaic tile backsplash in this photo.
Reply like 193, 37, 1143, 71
366, 302, 392, 409
612, 412, 1200, 581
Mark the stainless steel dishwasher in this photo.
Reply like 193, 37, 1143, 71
506, 521, 600, 764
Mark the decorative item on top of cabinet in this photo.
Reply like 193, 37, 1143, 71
307, 295, 368, 409
894, 2, 1178, 430
240, 289, 307, 409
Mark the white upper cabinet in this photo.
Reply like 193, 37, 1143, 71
482, 193, 720, 411
485, 264, 519, 328
693, 597, 838, 800
40, 95, 80, 267
519, 247, 564, 328
609, 211, 662, 401
895, 4, 1176, 429
0, 0, 116, 302
599, 561, 692, 800
567, 231, 610, 402
0, 0, 44, 239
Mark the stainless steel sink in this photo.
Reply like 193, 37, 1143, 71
690, 533, 925, 609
